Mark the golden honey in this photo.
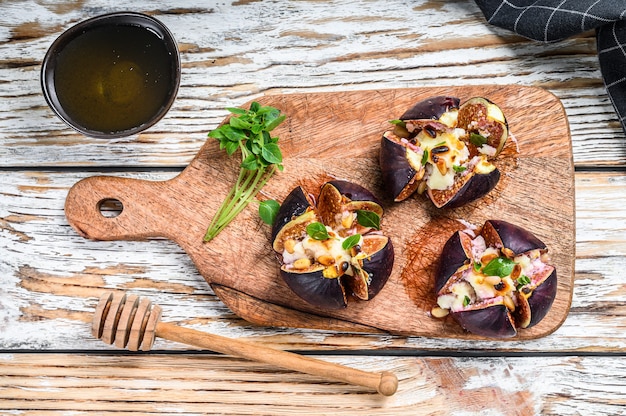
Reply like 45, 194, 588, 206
51, 23, 176, 134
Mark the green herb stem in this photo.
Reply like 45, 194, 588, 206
218, 169, 267, 229
204, 167, 273, 241
203, 102, 285, 242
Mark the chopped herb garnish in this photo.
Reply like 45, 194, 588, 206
342, 234, 362, 250
204, 102, 286, 241
356, 210, 381, 230
389, 119, 405, 126
306, 222, 330, 240
469, 133, 488, 147
258, 199, 280, 225
482, 257, 515, 277
463, 295, 471, 307
421, 149, 429, 165
473, 261, 482, 272
453, 165, 467, 173
516, 275, 531, 289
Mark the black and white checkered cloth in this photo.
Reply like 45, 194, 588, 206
474, 0, 626, 134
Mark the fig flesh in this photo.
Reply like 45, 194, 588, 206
272, 181, 394, 310
432, 220, 557, 338
379, 96, 508, 207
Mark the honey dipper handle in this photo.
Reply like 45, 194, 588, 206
155, 321, 398, 396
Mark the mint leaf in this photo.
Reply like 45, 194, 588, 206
342, 234, 362, 250
356, 210, 380, 230
204, 102, 286, 242
463, 295, 471, 306
261, 142, 283, 165
516, 275, 531, 289
469, 133, 487, 147
306, 222, 329, 240
482, 257, 515, 277
259, 199, 280, 225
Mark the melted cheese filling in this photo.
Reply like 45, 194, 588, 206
417, 128, 470, 190
282, 223, 361, 277
437, 248, 547, 313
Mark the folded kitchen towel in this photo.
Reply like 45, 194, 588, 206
474, 0, 626, 134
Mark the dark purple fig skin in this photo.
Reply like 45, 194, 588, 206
327, 180, 382, 205
435, 231, 472, 293
453, 303, 517, 338
280, 269, 348, 310
379, 134, 419, 201
362, 237, 394, 299
524, 268, 557, 328
436, 220, 557, 337
380, 96, 502, 207
274, 181, 393, 310
271, 186, 312, 244
279, 237, 393, 309
483, 220, 547, 255
280, 236, 393, 308
428, 168, 501, 209
400, 96, 460, 121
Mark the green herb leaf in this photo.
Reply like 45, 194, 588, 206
469, 133, 488, 147
226, 107, 247, 115
473, 261, 482, 272
223, 125, 247, 142
259, 200, 280, 225
516, 275, 531, 289
342, 234, 362, 250
453, 164, 467, 173
356, 210, 380, 230
463, 295, 471, 307
241, 154, 258, 170
229, 116, 252, 130
482, 257, 515, 277
306, 222, 330, 240
224, 141, 239, 156
389, 119, 405, 126
265, 114, 286, 131
261, 142, 283, 165
208, 128, 226, 140
421, 149, 429, 165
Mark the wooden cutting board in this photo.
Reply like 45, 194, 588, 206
65, 85, 575, 340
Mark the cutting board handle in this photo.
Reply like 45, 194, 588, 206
64, 175, 176, 241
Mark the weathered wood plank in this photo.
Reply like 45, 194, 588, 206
2, 1, 625, 413
1, 170, 625, 351
0, 353, 624, 415
0, 1, 624, 167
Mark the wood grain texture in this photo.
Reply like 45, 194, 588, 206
1, 0, 626, 413
1, 353, 625, 416
63, 86, 575, 339
0, 1, 623, 168
1, 171, 622, 352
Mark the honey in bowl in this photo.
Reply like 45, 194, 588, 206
41, 12, 180, 138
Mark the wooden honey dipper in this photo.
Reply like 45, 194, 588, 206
92, 292, 399, 396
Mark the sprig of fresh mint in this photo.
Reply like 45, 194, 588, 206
204, 102, 285, 242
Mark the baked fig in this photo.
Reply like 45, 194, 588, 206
432, 220, 557, 338
272, 181, 394, 309
379, 96, 508, 208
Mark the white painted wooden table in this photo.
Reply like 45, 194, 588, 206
1, 1, 625, 414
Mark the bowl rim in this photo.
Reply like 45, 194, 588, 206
40, 11, 181, 139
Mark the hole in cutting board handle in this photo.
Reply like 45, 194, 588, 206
98, 198, 123, 218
